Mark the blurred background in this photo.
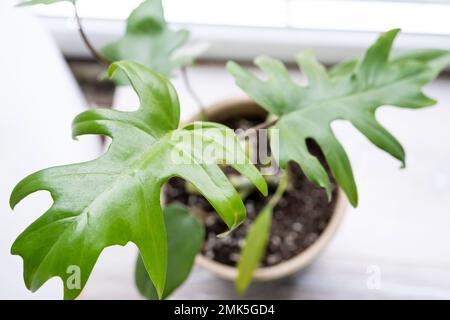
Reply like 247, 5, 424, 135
1, 0, 450, 299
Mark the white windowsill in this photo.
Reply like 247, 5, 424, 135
29, 0, 450, 64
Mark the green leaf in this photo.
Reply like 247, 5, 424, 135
236, 172, 288, 295
17, 0, 74, 6
101, 0, 203, 83
10, 61, 267, 300
135, 204, 204, 300
228, 29, 450, 207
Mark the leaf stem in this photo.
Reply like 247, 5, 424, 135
73, 2, 110, 65
181, 66, 208, 120
239, 118, 278, 138
266, 170, 288, 210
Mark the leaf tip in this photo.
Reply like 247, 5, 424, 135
254, 55, 270, 65
316, 174, 332, 203
427, 97, 438, 106
295, 49, 315, 61
9, 196, 17, 211
261, 182, 269, 197
349, 193, 358, 208
15, 1, 35, 7
155, 292, 163, 300
226, 60, 239, 73
10, 240, 20, 256
384, 28, 401, 40
71, 131, 79, 141
255, 175, 269, 197
393, 147, 406, 169
9, 183, 25, 210
154, 283, 165, 300
107, 62, 120, 79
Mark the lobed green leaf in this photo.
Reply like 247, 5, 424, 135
101, 0, 205, 84
10, 61, 266, 299
228, 29, 450, 206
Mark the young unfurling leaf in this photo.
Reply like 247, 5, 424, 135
10, 61, 267, 300
228, 29, 450, 206
236, 172, 288, 295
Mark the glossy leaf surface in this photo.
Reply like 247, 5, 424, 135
10, 61, 266, 299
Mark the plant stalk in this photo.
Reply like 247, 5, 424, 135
181, 66, 208, 120
73, 2, 110, 65
239, 118, 278, 138
265, 170, 289, 210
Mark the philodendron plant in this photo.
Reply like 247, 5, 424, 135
13, 0, 450, 300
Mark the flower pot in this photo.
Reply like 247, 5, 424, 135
170, 97, 348, 282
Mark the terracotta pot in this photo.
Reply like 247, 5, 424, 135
188, 98, 348, 281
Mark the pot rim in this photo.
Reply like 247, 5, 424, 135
196, 190, 346, 281
187, 97, 348, 281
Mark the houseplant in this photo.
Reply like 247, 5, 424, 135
12, 0, 450, 299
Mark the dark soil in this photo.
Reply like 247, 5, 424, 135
165, 114, 338, 267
